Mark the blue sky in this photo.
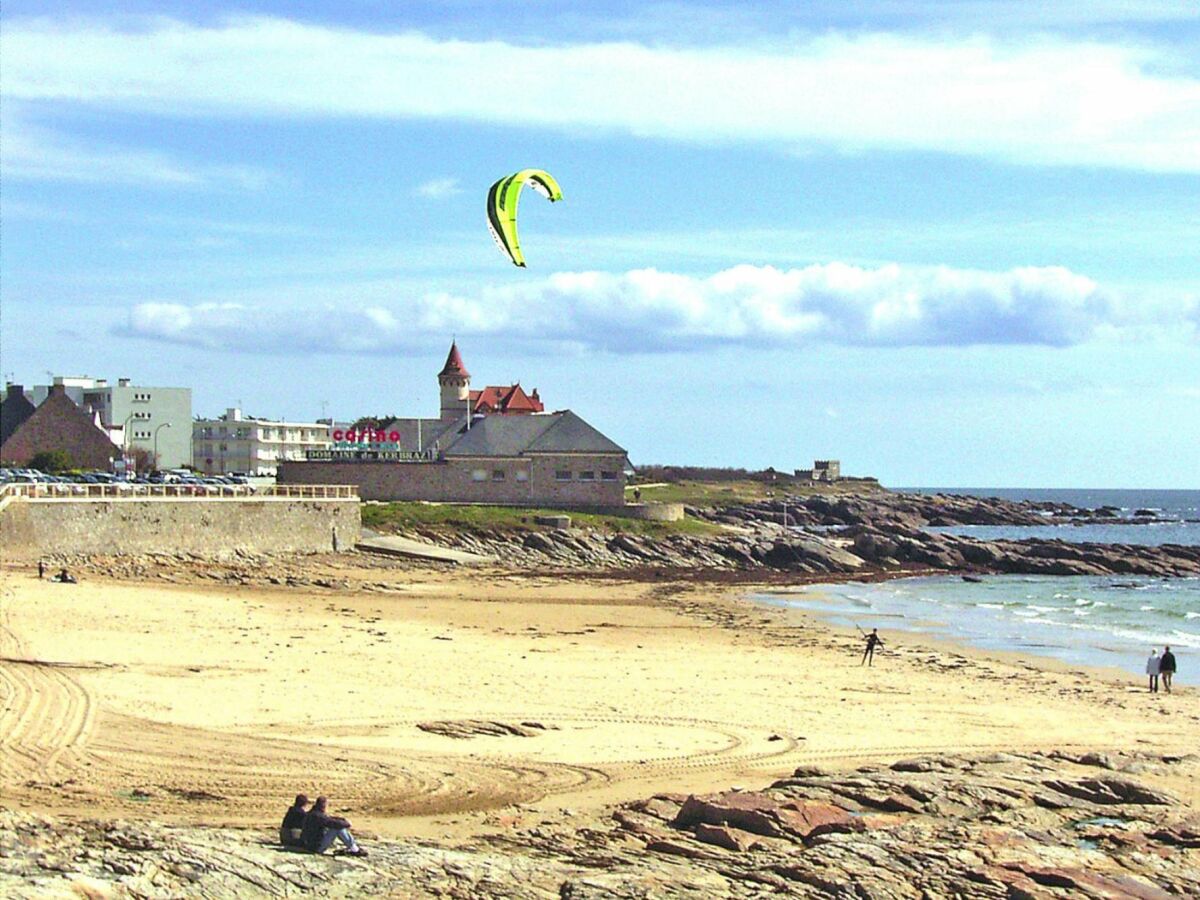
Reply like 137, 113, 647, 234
2, 2, 1198, 486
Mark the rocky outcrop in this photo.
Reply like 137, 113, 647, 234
5, 750, 1197, 898
391, 500, 1200, 579
51, 490, 1200, 582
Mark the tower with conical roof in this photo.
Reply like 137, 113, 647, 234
438, 342, 471, 420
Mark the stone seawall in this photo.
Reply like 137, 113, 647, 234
0, 497, 361, 560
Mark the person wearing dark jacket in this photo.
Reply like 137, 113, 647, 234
279, 794, 309, 847
301, 796, 366, 856
861, 628, 884, 666
1160, 646, 1177, 694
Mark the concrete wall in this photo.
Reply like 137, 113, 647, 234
607, 502, 685, 522
0, 497, 360, 560
280, 455, 626, 506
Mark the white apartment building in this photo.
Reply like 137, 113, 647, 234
31, 376, 193, 469
193, 408, 332, 476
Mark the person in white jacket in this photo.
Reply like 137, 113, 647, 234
1146, 649, 1161, 693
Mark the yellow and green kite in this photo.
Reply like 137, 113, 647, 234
487, 169, 563, 267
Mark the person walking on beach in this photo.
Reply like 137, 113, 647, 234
1146, 648, 1161, 693
37, 559, 45, 580
861, 628, 884, 667
301, 796, 367, 856
1159, 646, 1177, 694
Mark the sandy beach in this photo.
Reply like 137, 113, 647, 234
3, 555, 1196, 845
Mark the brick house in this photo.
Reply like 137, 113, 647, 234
0, 384, 118, 469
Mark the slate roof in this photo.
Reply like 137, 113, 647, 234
0, 385, 37, 445
441, 410, 626, 458
377, 416, 466, 452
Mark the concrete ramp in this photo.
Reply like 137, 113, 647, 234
356, 534, 493, 565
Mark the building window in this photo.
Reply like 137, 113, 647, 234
601, 471, 618, 481
491, 469, 506, 481
133, 392, 152, 402
555, 470, 571, 481
578, 471, 595, 481
472, 468, 488, 482
515, 470, 529, 482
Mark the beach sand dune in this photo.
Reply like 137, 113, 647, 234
2, 564, 1196, 837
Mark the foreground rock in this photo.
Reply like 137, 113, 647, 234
5, 750, 1198, 898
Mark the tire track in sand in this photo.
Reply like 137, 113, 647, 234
0, 582, 98, 786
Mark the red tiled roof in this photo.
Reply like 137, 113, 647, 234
470, 383, 544, 415
438, 342, 470, 379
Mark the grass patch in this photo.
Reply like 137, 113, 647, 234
627, 479, 885, 508
361, 501, 722, 537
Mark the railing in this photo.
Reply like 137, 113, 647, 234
0, 483, 358, 502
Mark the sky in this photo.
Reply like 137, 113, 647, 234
1, 1, 1198, 487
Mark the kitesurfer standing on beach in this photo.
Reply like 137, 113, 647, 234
861, 628, 884, 666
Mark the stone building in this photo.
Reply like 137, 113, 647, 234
280, 409, 627, 505
279, 343, 628, 506
0, 384, 118, 469
795, 459, 841, 482
436, 342, 544, 419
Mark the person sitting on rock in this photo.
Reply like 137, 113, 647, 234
301, 796, 367, 856
279, 794, 310, 847
52, 568, 77, 584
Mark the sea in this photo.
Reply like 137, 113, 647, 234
754, 489, 1200, 676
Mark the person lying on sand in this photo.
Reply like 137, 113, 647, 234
300, 796, 367, 857
279, 794, 310, 848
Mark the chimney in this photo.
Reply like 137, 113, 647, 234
49, 383, 67, 396
6, 383, 25, 399
118, 378, 131, 387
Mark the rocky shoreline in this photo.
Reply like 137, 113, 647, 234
384, 491, 1200, 580
5, 749, 1197, 898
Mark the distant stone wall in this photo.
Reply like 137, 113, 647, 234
0, 497, 360, 560
280, 456, 626, 507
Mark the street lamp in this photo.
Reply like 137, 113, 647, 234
120, 413, 136, 474
153, 422, 172, 472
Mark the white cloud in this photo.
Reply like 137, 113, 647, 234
4, 16, 1199, 172
116, 262, 1199, 355
415, 177, 463, 198
0, 108, 274, 189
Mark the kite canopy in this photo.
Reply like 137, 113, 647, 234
487, 169, 563, 267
